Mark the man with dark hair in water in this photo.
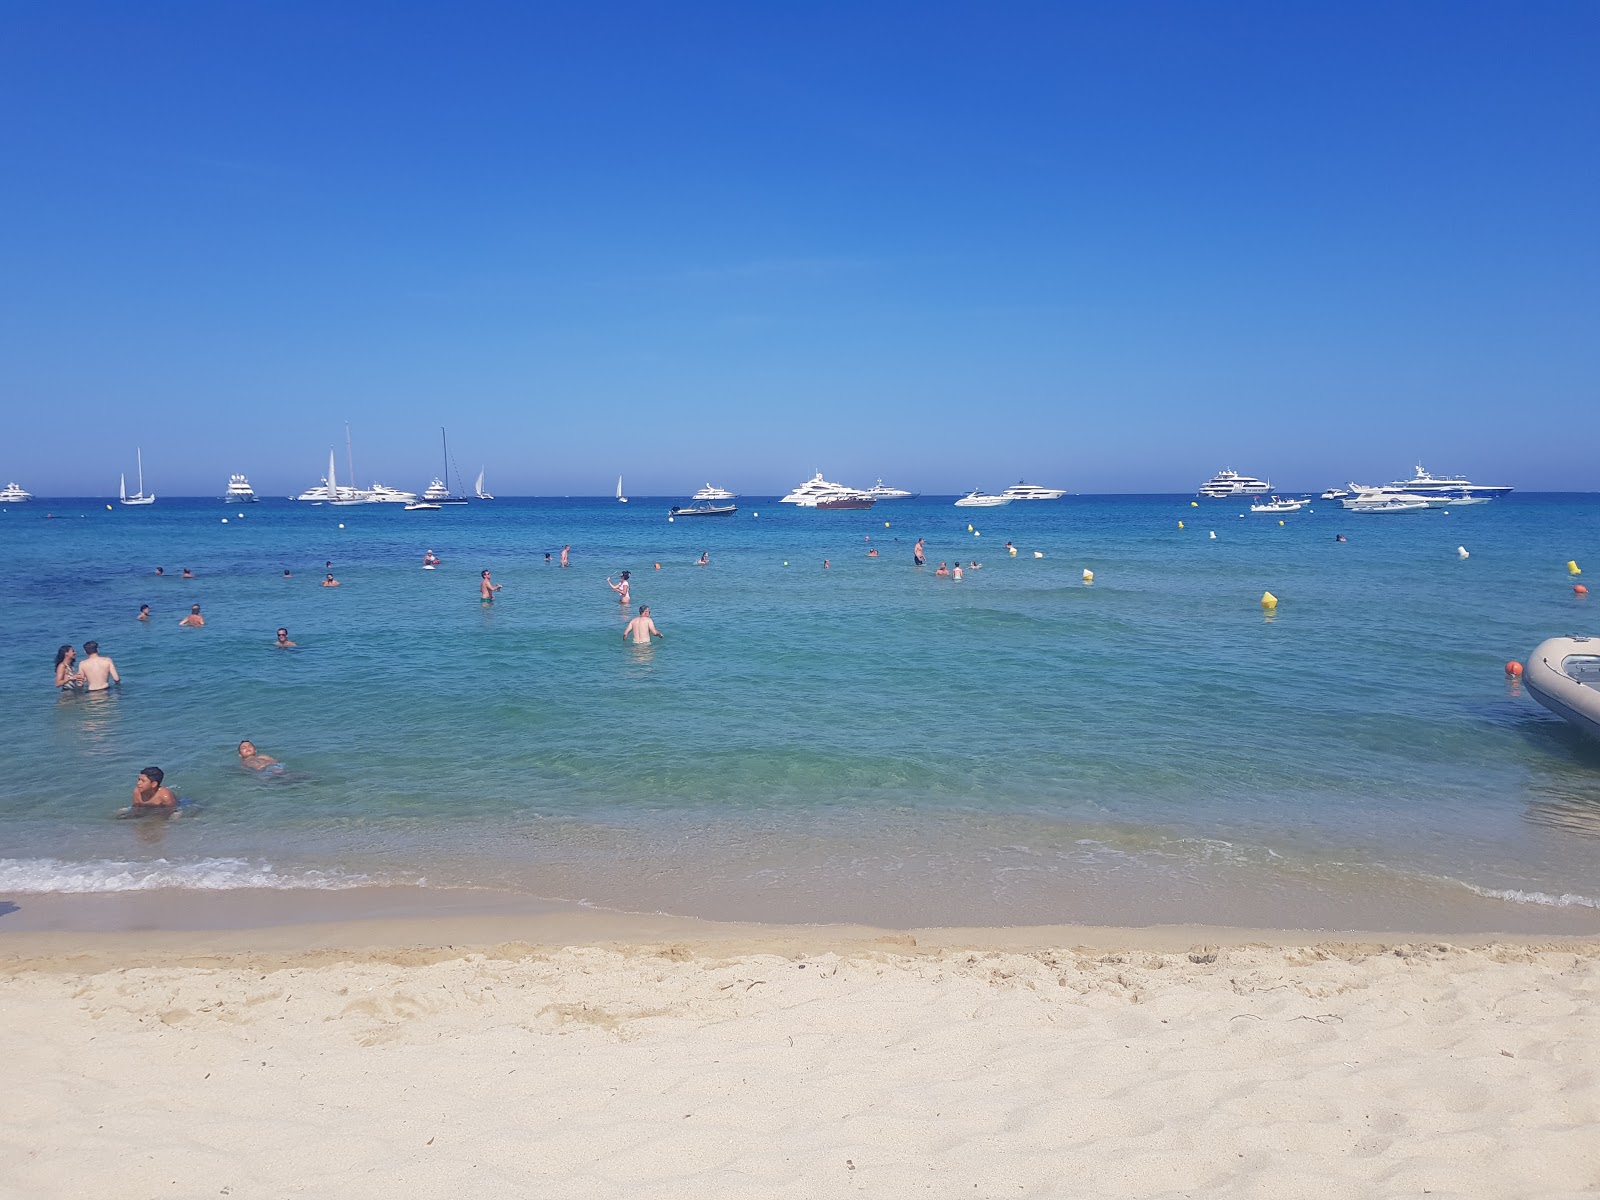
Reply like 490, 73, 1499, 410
78, 641, 120, 691
623, 605, 663, 645
179, 604, 205, 627
480, 569, 502, 601
130, 766, 177, 810
275, 628, 296, 648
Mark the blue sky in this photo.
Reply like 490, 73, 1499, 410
2, 2, 1595, 496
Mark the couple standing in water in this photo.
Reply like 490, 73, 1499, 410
54, 641, 119, 691
606, 570, 662, 644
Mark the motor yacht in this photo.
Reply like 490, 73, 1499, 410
1000, 481, 1066, 500
422, 478, 466, 504
366, 483, 418, 504
223, 474, 258, 502
0, 481, 33, 503
691, 483, 735, 501
1343, 492, 1430, 513
1320, 488, 1351, 500
1386, 464, 1512, 498
954, 490, 1012, 507
780, 472, 863, 507
1198, 469, 1272, 497
1249, 496, 1303, 513
863, 480, 918, 500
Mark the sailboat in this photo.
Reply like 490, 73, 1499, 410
328, 448, 366, 505
119, 448, 155, 506
421, 428, 469, 504
475, 467, 493, 500
616, 474, 628, 504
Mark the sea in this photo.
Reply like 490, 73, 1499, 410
3, 492, 1598, 934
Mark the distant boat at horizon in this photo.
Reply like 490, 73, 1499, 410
617, 474, 627, 503
476, 468, 493, 500
120, 448, 155, 506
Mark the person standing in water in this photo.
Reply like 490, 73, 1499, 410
480, 570, 502, 601
913, 538, 926, 567
78, 642, 120, 691
608, 571, 631, 605
623, 605, 663, 645
322, 573, 340, 587
54, 645, 84, 690
560, 545, 570, 568
179, 604, 205, 627
275, 628, 296, 648
137, 605, 150, 621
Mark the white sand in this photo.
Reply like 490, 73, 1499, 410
3, 925, 1597, 1198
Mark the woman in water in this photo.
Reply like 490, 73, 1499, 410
54, 644, 84, 689
608, 570, 631, 605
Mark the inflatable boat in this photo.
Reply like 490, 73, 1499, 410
1524, 636, 1600, 743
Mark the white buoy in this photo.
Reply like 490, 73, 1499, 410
1209, 531, 1217, 539
238, 512, 245, 518
1458, 546, 1469, 559
1034, 551, 1043, 558
338, 523, 345, 529
221, 518, 228, 523
668, 516, 674, 522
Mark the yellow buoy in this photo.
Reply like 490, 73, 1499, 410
884, 521, 890, 528
1261, 591, 1278, 609
1178, 520, 1185, 529
1008, 546, 1017, 556
1082, 568, 1094, 583
1278, 519, 1284, 526
1569, 560, 1582, 575
1190, 501, 1198, 508
105, 504, 112, 510
967, 524, 973, 532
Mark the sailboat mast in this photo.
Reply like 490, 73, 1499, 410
345, 422, 356, 488
137, 448, 144, 496
441, 427, 448, 493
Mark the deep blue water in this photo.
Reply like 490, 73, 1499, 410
2, 492, 1598, 931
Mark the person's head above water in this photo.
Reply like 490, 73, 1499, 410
620, 570, 629, 581
54, 644, 74, 666
639, 605, 649, 615
140, 766, 164, 786
238, 741, 257, 758
283, 569, 291, 577
481, 569, 491, 578
84, 640, 99, 655
155, 566, 164, 575
190, 604, 201, 614
276, 627, 290, 640
139, 604, 149, 614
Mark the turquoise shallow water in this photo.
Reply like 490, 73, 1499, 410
2, 493, 1598, 932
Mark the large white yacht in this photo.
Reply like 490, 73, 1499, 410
421, 477, 466, 504
224, 474, 258, 502
366, 482, 417, 504
864, 480, 918, 500
1198, 469, 1272, 497
0, 482, 32, 502
692, 483, 736, 501
954, 489, 1013, 507
1384, 464, 1512, 497
1000, 481, 1067, 500
780, 472, 872, 507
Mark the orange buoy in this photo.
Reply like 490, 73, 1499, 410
1577, 584, 1589, 595
1505, 661, 1523, 676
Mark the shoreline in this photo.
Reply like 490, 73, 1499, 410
5, 886, 1598, 971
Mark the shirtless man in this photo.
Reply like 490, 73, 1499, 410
935, 562, 950, 577
867, 549, 878, 558
179, 604, 205, 627
154, 566, 165, 576
137, 605, 150, 621
78, 641, 120, 691
480, 569, 502, 601
275, 628, 296, 648
322, 573, 340, 587
130, 766, 177, 810
237, 741, 279, 771
181, 568, 194, 579
608, 571, 631, 605
560, 545, 570, 568
623, 605, 663, 645
913, 538, 926, 567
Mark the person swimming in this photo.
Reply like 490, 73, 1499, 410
275, 627, 297, 648
237, 740, 283, 774
935, 562, 950, 577
137, 604, 150, 621
118, 765, 180, 816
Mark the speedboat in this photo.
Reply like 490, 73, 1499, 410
1198, 469, 1272, 497
954, 490, 1012, 507
1000, 481, 1066, 500
1343, 491, 1430, 513
670, 502, 737, 517
691, 483, 735, 501
1524, 636, 1600, 743
864, 480, 918, 500
404, 501, 442, 511
1320, 488, 1351, 500
1249, 496, 1303, 513
1386, 464, 1512, 498
0, 481, 33, 503
224, 474, 258, 502
1423, 491, 1490, 508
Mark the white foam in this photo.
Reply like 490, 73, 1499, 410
1461, 882, 1600, 909
0, 857, 378, 894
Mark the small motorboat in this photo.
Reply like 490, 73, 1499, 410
953, 490, 1012, 507
669, 502, 737, 517
405, 501, 442, 511
815, 494, 875, 510
1524, 636, 1600, 743
1249, 496, 1303, 513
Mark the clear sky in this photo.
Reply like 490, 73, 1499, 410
2, 2, 1595, 496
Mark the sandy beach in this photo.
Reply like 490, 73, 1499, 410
4, 907, 1597, 1198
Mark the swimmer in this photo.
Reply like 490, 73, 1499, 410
129, 766, 178, 810
560, 545, 570, 568
179, 604, 205, 627
480, 569, 501, 601
867, 549, 879, 557
1005, 541, 1016, 557
275, 627, 296, 648
322, 573, 340, 587
181, 568, 194, 579
697, 551, 709, 566
952, 564, 963, 580
623, 604, 663, 645
423, 550, 440, 566
154, 566, 165, 576
913, 538, 926, 567
1335, 534, 1347, 543
137, 604, 150, 621
78, 641, 120, 691
544, 552, 552, 563
237, 740, 279, 771
608, 571, 631, 605
54, 644, 84, 690
283, 569, 292, 577
935, 562, 950, 577
823, 559, 830, 570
